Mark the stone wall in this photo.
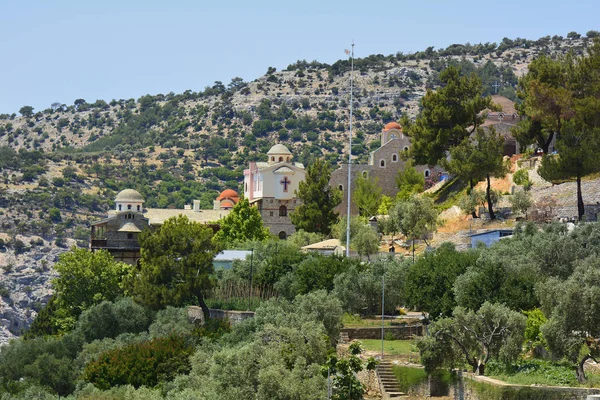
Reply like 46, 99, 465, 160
258, 198, 299, 238
341, 325, 423, 340
462, 375, 600, 400
209, 309, 255, 325
187, 307, 255, 326
388, 365, 600, 400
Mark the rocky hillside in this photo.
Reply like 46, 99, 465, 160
0, 33, 595, 343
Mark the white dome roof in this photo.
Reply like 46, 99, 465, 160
267, 144, 292, 155
115, 189, 144, 203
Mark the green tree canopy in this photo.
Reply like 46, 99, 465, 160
514, 54, 573, 154
445, 127, 508, 219
213, 196, 270, 247
539, 256, 600, 382
419, 302, 526, 375
389, 195, 439, 260
291, 158, 341, 235
19, 105, 34, 117
405, 243, 479, 319
536, 41, 600, 220
132, 215, 218, 317
395, 160, 425, 201
352, 175, 382, 218
47, 248, 131, 333
333, 216, 380, 259
401, 66, 493, 166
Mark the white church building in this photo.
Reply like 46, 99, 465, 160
243, 144, 306, 239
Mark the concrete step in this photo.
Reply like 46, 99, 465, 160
386, 391, 406, 397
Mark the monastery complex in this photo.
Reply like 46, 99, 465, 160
90, 96, 524, 263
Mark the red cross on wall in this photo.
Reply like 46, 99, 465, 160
280, 176, 291, 192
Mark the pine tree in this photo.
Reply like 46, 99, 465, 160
290, 158, 341, 235
133, 215, 218, 317
401, 66, 493, 166
445, 128, 508, 219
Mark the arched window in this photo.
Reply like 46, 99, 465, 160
338, 184, 343, 191
279, 156, 283, 162
127, 204, 132, 210
362, 171, 368, 178
279, 205, 287, 217
403, 146, 409, 152
286, 157, 290, 162
380, 160, 386, 168
424, 169, 431, 178
137, 205, 140, 211
271, 156, 275, 162
118, 204, 122, 211
392, 154, 398, 162
279, 231, 287, 240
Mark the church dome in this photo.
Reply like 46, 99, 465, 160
383, 122, 402, 131
267, 144, 292, 155
217, 189, 239, 200
115, 189, 144, 203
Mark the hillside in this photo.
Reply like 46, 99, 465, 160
0, 33, 597, 343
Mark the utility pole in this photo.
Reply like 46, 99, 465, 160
247, 248, 254, 311
381, 274, 385, 360
346, 42, 355, 257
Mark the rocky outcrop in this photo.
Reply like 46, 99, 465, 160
0, 234, 75, 345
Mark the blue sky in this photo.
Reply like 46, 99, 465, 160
0, 0, 597, 114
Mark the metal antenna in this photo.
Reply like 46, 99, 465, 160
346, 42, 355, 257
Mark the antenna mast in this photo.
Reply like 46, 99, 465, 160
346, 42, 355, 257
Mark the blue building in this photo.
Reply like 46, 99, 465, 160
470, 229, 513, 248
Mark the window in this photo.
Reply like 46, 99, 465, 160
137, 205, 140, 211
127, 204, 132, 210
118, 204, 122, 211
271, 156, 275, 162
127, 233, 133, 239
424, 169, 431, 178
245, 182, 248, 192
286, 157, 290, 162
279, 156, 283, 162
338, 184, 343, 191
362, 171, 368, 178
270, 211, 274, 216
380, 160, 386, 168
403, 146, 409, 152
279, 205, 287, 217
279, 231, 287, 240
392, 154, 398, 162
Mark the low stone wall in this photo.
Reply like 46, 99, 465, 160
463, 375, 600, 400
188, 306, 254, 325
209, 309, 255, 325
187, 307, 255, 326
341, 325, 423, 340
387, 365, 600, 400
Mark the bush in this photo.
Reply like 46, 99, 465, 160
83, 335, 193, 390
512, 169, 530, 187
75, 298, 152, 342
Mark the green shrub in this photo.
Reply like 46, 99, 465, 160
513, 169, 530, 186
83, 335, 193, 390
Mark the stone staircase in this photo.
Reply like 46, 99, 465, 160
339, 331, 350, 343
377, 361, 406, 398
